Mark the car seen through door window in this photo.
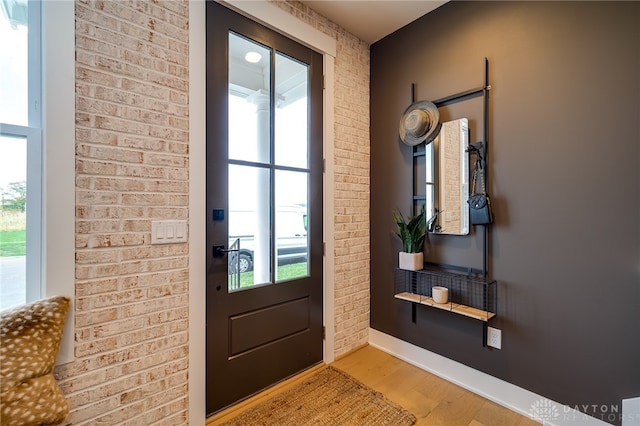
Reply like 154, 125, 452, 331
229, 205, 308, 274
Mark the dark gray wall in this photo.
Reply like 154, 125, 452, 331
370, 2, 639, 424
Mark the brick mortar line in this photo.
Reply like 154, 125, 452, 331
74, 203, 189, 209
75, 27, 186, 63
75, 144, 187, 159
76, 1, 190, 40
74, 305, 188, 327
63, 368, 189, 412
73, 296, 189, 325
76, 93, 189, 121
146, 408, 188, 426
74, 205, 189, 212
75, 64, 188, 103
58, 341, 188, 385
74, 121, 188, 143
76, 106, 189, 130
74, 260, 190, 273
74, 255, 189, 265
75, 176, 189, 185
74, 46, 190, 84
73, 322, 189, 359
75, 193, 189, 201
74, 163, 190, 175
74, 175, 189, 184
76, 3, 190, 41
74, 319, 189, 346
75, 47, 188, 79
82, 396, 188, 426
127, 395, 190, 426
74, 283, 188, 296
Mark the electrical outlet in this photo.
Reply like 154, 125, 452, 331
487, 326, 502, 349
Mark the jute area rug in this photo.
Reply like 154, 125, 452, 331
221, 366, 416, 426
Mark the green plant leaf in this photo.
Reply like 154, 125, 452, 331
392, 206, 427, 253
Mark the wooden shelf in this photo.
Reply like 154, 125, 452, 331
394, 292, 496, 322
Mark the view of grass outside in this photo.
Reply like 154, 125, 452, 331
1, 2, 31, 310
0, 209, 26, 257
0, 209, 27, 310
233, 262, 308, 289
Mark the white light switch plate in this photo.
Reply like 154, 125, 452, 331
151, 220, 188, 244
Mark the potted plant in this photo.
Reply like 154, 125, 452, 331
393, 206, 439, 271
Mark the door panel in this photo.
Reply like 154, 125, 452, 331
206, 1, 323, 416
229, 297, 310, 356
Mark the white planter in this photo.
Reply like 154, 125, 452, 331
398, 252, 423, 271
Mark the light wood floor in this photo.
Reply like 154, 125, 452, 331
208, 345, 541, 425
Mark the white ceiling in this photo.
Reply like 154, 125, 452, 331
299, 1, 448, 44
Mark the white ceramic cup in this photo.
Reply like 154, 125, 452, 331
432, 286, 448, 304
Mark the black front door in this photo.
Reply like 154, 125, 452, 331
205, 1, 324, 416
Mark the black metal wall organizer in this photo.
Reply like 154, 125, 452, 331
401, 58, 497, 346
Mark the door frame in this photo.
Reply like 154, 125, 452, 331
189, 1, 337, 424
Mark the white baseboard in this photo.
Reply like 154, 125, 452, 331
369, 328, 611, 426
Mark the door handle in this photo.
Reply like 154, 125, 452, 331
213, 245, 239, 258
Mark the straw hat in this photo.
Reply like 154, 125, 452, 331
399, 100, 441, 146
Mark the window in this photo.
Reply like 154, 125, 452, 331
0, 0, 74, 362
0, 0, 41, 310
227, 32, 311, 290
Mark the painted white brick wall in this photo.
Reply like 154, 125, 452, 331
53, 1, 369, 422
271, 1, 371, 357
55, 1, 190, 424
